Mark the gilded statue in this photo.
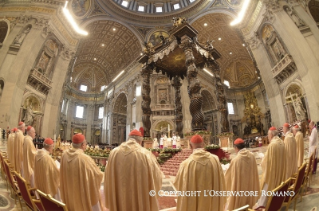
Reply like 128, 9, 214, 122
172, 17, 187, 27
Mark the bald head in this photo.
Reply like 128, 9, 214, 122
18, 123, 25, 132
27, 127, 35, 139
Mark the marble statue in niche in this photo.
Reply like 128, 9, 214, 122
23, 102, 35, 126
13, 25, 31, 46
284, 6, 306, 28
37, 52, 50, 73
295, 97, 307, 121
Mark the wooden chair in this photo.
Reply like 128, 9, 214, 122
249, 178, 292, 211
233, 205, 249, 211
300, 151, 315, 202
37, 189, 68, 211
282, 163, 307, 211
309, 148, 317, 183
14, 172, 44, 211
0, 151, 9, 189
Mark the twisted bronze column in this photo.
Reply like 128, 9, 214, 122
209, 60, 229, 132
141, 64, 152, 137
172, 76, 183, 137
180, 35, 204, 131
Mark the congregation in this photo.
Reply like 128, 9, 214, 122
2, 119, 318, 211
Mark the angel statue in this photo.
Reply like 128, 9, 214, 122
295, 97, 307, 121
23, 101, 35, 126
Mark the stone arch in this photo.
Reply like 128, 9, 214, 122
151, 119, 175, 139
190, 8, 237, 24
201, 89, 216, 112
0, 19, 10, 46
145, 28, 170, 47
308, 0, 319, 23
283, 81, 309, 122
112, 93, 128, 143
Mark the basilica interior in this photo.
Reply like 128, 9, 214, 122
0, 0, 319, 210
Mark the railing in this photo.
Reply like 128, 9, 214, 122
271, 54, 296, 84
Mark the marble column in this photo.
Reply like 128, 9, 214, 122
141, 63, 152, 137
172, 76, 183, 137
180, 35, 205, 131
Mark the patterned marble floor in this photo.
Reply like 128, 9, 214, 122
0, 137, 318, 211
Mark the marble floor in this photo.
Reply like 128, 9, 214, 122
0, 138, 318, 211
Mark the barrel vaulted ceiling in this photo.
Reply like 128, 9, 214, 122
71, 20, 142, 93
192, 13, 258, 88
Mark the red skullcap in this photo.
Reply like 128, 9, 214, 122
26, 126, 32, 131
234, 138, 245, 145
44, 138, 54, 145
72, 133, 85, 144
190, 135, 203, 143
129, 130, 143, 137
13, 128, 18, 132
269, 127, 277, 131
308, 119, 311, 123
18, 122, 24, 126
294, 125, 299, 129
283, 123, 290, 128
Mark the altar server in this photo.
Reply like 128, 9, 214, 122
282, 123, 298, 179
60, 133, 103, 211
13, 122, 25, 174
104, 130, 162, 211
160, 134, 164, 149
174, 135, 225, 211
172, 133, 177, 148
7, 128, 17, 163
34, 138, 60, 200
309, 121, 318, 174
225, 138, 260, 210
292, 125, 304, 167
23, 126, 37, 187
254, 127, 286, 208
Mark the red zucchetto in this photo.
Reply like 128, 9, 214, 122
234, 138, 244, 145
13, 128, 18, 132
18, 121, 24, 126
129, 130, 143, 137
283, 123, 290, 128
190, 135, 203, 143
72, 133, 85, 144
44, 138, 54, 145
269, 127, 277, 131
139, 127, 144, 137
26, 126, 32, 131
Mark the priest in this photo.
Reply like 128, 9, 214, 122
13, 122, 25, 175
254, 127, 286, 208
225, 138, 260, 210
23, 126, 37, 187
34, 138, 60, 200
174, 135, 225, 211
282, 123, 298, 179
309, 121, 318, 174
7, 128, 17, 163
104, 130, 162, 211
60, 133, 103, 211
292, 125, 304, 167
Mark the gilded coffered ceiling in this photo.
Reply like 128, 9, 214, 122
192, 13, 258, 88
73, 20, 142, 93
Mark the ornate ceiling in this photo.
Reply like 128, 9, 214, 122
113, 93, 127, 114
73, 20, 142, 93
192, 13, 259, 88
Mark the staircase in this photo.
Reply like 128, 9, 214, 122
160, 149, 193, 176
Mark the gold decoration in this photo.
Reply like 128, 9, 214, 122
242, 92, 264, 134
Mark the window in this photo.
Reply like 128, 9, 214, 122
80, 85, 87, 92
61, 100, 65, 112
223, 80, 230, 88
156, 7, 163, 12
227, 102, 235, 115
121, 0, 129, 7
173, 3, 180, 10
136, 86, 141, 96
76, 106, 84, 118
101, 85, 107, 91
99, 107, 104, 119
138, 6, 145, 11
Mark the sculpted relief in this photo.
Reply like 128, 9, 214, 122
284, 6, 306, 28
